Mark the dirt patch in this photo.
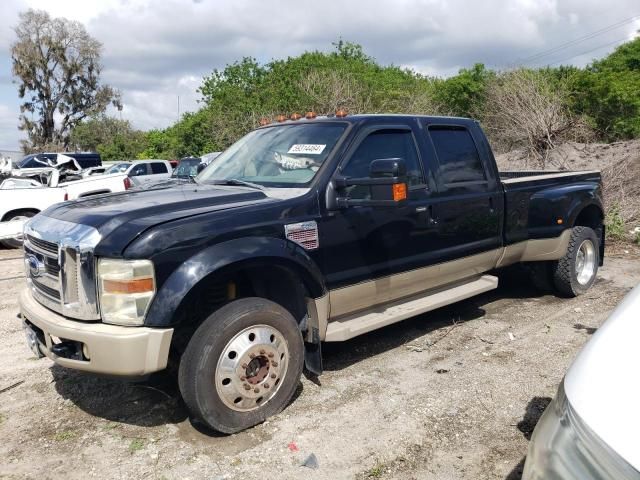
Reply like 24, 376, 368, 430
1, 247, 639, 479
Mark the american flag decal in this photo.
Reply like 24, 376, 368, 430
285, 221, 319, 250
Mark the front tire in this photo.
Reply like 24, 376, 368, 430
178, 298, 304, 434
552, 226, 599, 297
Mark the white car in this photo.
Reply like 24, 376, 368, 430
121, 160, 172, 186
523, 284, 640, 479
0, 170, 130, 248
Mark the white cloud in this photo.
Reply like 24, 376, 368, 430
0, 0, 638, 147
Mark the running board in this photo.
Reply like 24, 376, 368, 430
324, 275, 498, 342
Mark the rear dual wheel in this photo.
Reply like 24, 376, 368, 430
528, 226, 599, 297
178, 297, 304, 434
552, 226, 599, 296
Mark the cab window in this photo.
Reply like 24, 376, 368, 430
428, 126, 486, 184
130, 163, 148, 176
342, 129, 423, 199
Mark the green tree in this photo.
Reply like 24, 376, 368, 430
569, 37, 640, 140
70, 116, 146, 161
11, 9, 121, 151
432, 63, 494, 118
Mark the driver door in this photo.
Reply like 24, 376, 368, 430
319, 124, 439, 318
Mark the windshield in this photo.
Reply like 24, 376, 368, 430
172, 158, 202, 177
105, 162, 131, 174
197, 123, 346, 187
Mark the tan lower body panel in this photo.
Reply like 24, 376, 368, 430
495, 229, 571, 268
329, 248, 501, 319
318, 231, 571, 341
19, 288, 173, 376
325, 275, 498, 341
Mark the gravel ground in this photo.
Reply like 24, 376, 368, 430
1, 245, 639, 480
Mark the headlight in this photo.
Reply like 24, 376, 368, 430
523, 381, 640, 480
97, 258, 156, 326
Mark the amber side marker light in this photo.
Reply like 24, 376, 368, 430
557, 218, 564, 225
103, 277, 154, 294
393, 183, 407, 202
335, 109, 348, 117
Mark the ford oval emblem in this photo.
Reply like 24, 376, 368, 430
26, 254, 44, 278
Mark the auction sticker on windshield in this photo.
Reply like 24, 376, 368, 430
287, 144, 326, 155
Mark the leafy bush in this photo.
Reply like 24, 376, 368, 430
606, 203, 626, 240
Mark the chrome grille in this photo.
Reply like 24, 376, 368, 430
23, 216, 102, 321
26, 235, 58, 255
45, 257, 60, 276
24, 239, 61, 307
31, 277, 61, 300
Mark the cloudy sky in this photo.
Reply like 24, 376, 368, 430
0, 0, 638, 152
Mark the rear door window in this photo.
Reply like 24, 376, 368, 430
150, 162, 168, 174
428, 126, 486, 184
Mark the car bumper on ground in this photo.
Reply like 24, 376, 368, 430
19, 288, 173, 376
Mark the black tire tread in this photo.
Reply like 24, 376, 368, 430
178, 297, 303, 434
552, 226, 598, 297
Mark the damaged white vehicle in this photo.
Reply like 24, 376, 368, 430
0, 155, 131, 248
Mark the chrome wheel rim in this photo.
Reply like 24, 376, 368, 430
215, 324, 289, 412
575, 239, 596, 285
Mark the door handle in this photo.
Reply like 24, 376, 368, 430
416, 205, 437, 225
489, 197, 495, 213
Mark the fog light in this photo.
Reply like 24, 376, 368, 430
82, 343, 90, 360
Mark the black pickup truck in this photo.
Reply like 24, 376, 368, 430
20, 114, 604, 433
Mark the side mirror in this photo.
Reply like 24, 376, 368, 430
328, 158, 408, 209
196, 163, 206, 174
369, 158, 406, 178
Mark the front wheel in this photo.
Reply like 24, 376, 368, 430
552, 226, 599, 297
178, 298, 304, 433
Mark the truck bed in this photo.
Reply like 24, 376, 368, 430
499, 169, 602, 247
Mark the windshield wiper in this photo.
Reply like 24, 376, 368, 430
210, 178, 265, 190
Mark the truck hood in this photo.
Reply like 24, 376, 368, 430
564, 284, 640, 471
42, 183, 272, 238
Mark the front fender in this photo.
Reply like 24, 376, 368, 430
144, 236, 326, 327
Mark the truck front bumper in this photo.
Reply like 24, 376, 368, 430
19, 288, 173, 376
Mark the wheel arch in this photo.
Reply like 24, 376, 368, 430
144, 236, 326, 330
570, 202, 605, 265
1, 208, 40, 222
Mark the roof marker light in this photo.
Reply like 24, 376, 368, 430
335, 109, 348, 118
276, 114, 287, 122
290, 113, 302, 120
259, 118, 270, 126
305, 111, 317, 119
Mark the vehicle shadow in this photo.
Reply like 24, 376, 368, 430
51, 364, 306, 434
505, 395, 553, 480
51, 365, 188, 427
323, 266, 546, 372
